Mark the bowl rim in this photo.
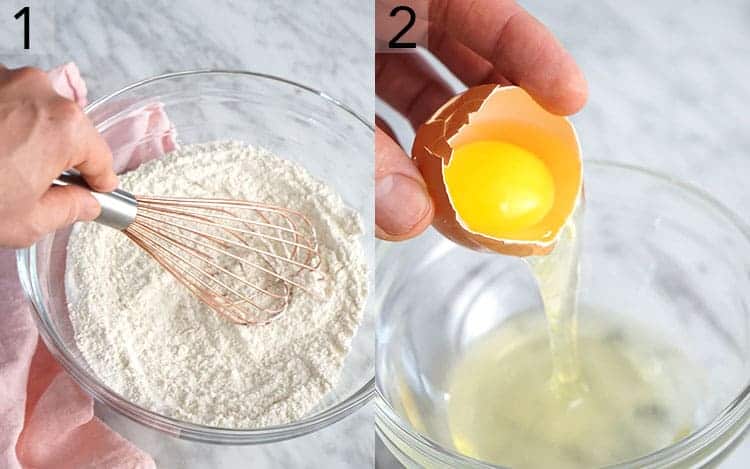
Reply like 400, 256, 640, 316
375, 159, 750, 468
16, 69, 375, 444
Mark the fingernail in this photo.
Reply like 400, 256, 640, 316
100, 173, 119, 192
108, 173, 119, 191
80, 193, 101, 221
375, 174, 431, 236
89, 173, 119, 193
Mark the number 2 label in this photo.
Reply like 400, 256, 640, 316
388, 5, 417, 49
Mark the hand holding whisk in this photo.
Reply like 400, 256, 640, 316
54, 171, 323, 325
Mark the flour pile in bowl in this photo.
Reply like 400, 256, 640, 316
66, 140, 368, 428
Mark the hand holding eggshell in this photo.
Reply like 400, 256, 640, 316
412, 85, 583, 256
375, 0, 587, 242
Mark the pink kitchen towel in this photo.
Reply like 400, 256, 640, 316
0, 62, 176, 469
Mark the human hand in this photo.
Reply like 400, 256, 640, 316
0, 66, 118, 248
375, 0, 588, 240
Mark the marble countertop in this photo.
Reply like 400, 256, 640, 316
2, 0, 748, 467
377, 0, 750, 467
1, 1, 373, 468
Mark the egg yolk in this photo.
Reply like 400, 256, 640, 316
443, 140, 555, 239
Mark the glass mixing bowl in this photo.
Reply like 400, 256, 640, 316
16, 70, 374, 444
376, 161, 750, 468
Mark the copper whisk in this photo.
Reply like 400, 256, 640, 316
54, 171, 323, 325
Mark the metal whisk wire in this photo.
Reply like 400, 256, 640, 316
54, 172, 323, 325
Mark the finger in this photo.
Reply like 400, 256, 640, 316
0, 66, 56, 96
27, 185, 101, 239
73, 126, 118, 192
429, 0, 587, 115
375, 127, 433, 240
376, 52, 454, 128
59, 101, 118, 192
428, 25, 512, 87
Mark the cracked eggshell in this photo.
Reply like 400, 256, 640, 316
412, 85, 582, 257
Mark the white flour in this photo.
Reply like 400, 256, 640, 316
66, 141, 368, 428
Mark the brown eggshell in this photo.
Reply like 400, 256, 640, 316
412, 85, 582, 257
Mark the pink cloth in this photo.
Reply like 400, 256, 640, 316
47, 62, 89, 107
1, 62, 176, 469
104, 102, 177, 174
47, 62, 176, 172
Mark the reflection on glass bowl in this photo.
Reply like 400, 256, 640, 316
376, 161, 750, 468
17, 70, 374, 444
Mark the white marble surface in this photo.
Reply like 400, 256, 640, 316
1, 1, 373, 468
376, 0, 750, 467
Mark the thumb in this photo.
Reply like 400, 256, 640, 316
29, 186, 101, 235
375, 126, 433, 241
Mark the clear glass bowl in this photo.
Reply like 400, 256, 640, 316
16, 70, 374, 444
376, 161, 750, 467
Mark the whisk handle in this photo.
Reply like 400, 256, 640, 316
53, 171, 137, 230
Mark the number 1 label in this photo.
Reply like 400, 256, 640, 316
14, 6, 30, 50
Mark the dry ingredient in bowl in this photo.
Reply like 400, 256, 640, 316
66, 141, 368, 428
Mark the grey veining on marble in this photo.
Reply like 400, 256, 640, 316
1, 1, 373, 468
2, 0, 373, 119
527, 0, 750, 226
376, 0, 749, 467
